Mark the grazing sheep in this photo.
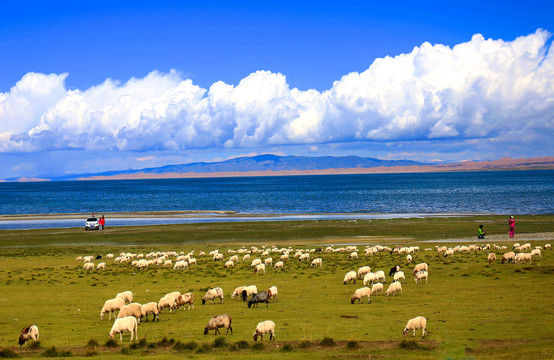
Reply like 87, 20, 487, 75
403, 316, 427, 337
248, 291, 270, 308
83, 262, 94, 271
413, 263, 428, 275
488, 253, 497, 264
158, 295, 177, 312
389, 265, 400, 277
202, 287, 224, 305
531, 249, 541, 258
407, 254, 412, 263
545, 244, 551, 249
363, 272, 376, 286
274, 261, 284, 269
351, 287, 372, 304
415, 271, 428, 284
299, 253, 310, 262
106, 253, 114, 259
311, 258, 322, 268
116, 291, 134, 304
349, 251, 358, 259
393, 271, 406, 283
109, 316, 138, 342
386, 281, 403, 296
173, 260, 188, 270
140, 302, 160, 322
371, 282, 383, 295
264, 258, 273, 267
164, 259, 172, 267
241, 285, 258, 302
267, 286, 278, 302
253, 320, 275, 341
117, 303, 142, 322
243, 254, 251, 261
100, 298, 126, 320
279, 254, 289, 261
254, 263, 266, 275
96, 262, 106, 270
374, 270, 386, 283
229, 255, 239, 262
231, 286, 245, 299
515, 253, 532, 264
443, 249, 454, 257
75, 256, 82, 261
343, 270, 357, 285
224, 260, 235, 268
357, 266, 371, 279
177, 293, 194, 310
95, 255, 103, 260
251, 259, 262, 268
204, 314, 233, 335
18, 325, 39, 346
83, 256, 93, 263
501, 252, 516, 264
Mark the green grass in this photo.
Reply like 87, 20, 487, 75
0, 216, 553, 359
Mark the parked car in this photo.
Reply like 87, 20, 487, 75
85, 217, 100, 231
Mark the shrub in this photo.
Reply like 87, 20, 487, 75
398, 339, 427, 350
104, 339, 118, 348
196, 344, 212, 353
86, 339, 99, 348
0, 348, 18, 358
213, 336, 227, 348
29, 341, 41, 350
320, 337, 337, 347
85, 351, 98, 357
281, 344, 293, 352
346, 341, 359, 350
298, 340, 312, 348
157, 337, 175, 347
251, 343, 264, 351
234, 340, 249, 349
120, 347, 131, 355
173, 341, 197, 351
40, 346, 71, 357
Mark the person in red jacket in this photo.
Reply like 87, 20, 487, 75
508, 216, 515, 238
99, 215, 105, 230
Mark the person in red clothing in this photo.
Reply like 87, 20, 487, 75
99, 215, 105, 230
508, 215, 515, 238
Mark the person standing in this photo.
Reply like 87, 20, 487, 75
99, 215, 105, 231
508, 216, 515, 238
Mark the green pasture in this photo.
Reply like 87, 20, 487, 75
0, 215, 553, 359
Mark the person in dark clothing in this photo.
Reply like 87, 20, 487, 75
477, 224, 485, 239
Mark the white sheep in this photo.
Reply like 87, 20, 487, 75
310, 258, 322, 268
371, 282, 383, 295
357, 266, 371, 279
501, 251, 516, 264
279, 254, 289, 261
254, 263, 266, 275
264, 258, 273, 267
274, 261, 284, 269
83, 262, 94, 271
204, 314, 233, 335
224, 260, 235, 268
117, 303, 142, 322
164, 259, 173, 267
267, 286, 278, 302
158, 295, 177, 312
106, 253, 114, 259
243, 254, 251, 261
96, 262, 106, 270
229, 255, 239, 262
407, 254, 412, 263
202, 287, 224, 305
393, 271, 406, 283
373, 270, 386, 283
100, 298, 126, 320
488, 253, 497, 263
299, 253, 310, 261
116, 291, 134, 304
363, 272, 375, 286
140, 302, 160, 322
403, 316, 427, 337
251, 258, 262, 268
177, 293, 194, 310
545, 244, 551, 249
109, 316, 138, 342
349, 251, 358, 259
515, 253, 532, 264
351, 287, 372, 304
241, 285, 258, 301
531, 249, 541, 258
343, 270, 357, 285
173, 260, 188, 270
385, 281, 403, 296
413, 263, 428, 274
231, 286, 245, 299
253, 320, 275, 341
75, 256, 82, 261
18, 325, 39, 346
415, 271, 428, 284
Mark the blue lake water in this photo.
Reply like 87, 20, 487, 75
0, 170, 552, 229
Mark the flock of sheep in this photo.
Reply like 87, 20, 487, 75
18, 239, 550, 348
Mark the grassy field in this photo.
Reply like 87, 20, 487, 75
0, 215, 553, 359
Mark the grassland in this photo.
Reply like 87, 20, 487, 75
0, 215, 553, 359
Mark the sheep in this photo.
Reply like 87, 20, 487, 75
243, 254, 251, 261
515, 253, 532, 264
264, 257, 273, 267
140, 302, 160, 322
385, 281, 403, 296
106, 253, 114, 259
362, 272, 375, 286
531, 249, 541, 258
231, 286, 245, 300
253, 320, 275, 341
311, 258, 322, 268
83, 256, 93, 263
164, 259, 173, 267
415, 271, 428, 284
389, 265, 400, 277
349, 251, 358, 259
204, 314, 233, 335
279, 254, 289, 261
96, 262, 106, 270
117, 303, 142, 322
18, 325, 39, 346
241, 285, 258, 302
75, 256, 82, 261
267, 286, 278, 302
248, 291, 270, 308
343, 270, 357, 285
116, 291, 134, 304
488, 253, 497, 264
407, 254, 412, 263
229, 255, 239, 262
83, 262, 94, 271
274, 261, 284, 269
95, 254, 103, 260
403, 316, 427, 337
109, 316, 138, 342
351, 287, 372, 304
173, 260, 188, 270
224, 260, 235, 268
299, 253, 310, 262
100, 297, 126, 320
501, 252, 516, 264
413, 263, 428, 274
443, 249, 454, 257
545, 244, 551, 249
251, 259, 262, 268
371, 282, 383, 295
374, 270, 386, 283
357, 266, 371, 279
518, 243, 532, 252
393, 271, 406, 283
177, 293, 194, 310
254, 263, 266, 275
158, 295, 177, 312
202, 287, 224, 305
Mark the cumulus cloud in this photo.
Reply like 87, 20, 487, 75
1, 30, 553, 155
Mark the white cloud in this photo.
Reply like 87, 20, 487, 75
1, 30, 553, 157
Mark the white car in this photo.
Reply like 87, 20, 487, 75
85, 217, 100, 231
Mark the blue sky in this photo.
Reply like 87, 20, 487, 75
1, 1, 553, 179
